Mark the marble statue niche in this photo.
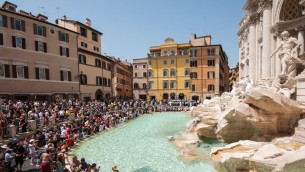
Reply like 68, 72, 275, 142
270, 31, 302, 78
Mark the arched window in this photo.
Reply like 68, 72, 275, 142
280, 0, 303, 21
208, 84, 214, 91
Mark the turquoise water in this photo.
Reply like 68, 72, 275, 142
73, 112, 219, 172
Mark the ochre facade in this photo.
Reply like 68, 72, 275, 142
147, 34, 229, 101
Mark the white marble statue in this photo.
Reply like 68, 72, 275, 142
270, 31, 302, 78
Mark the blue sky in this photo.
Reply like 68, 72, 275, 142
3, 0, 246, 67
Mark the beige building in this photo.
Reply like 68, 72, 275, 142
0, 1, 79, 101
112, 57, 133, 98
58, 16, 113, 100
133, 58, 147, 100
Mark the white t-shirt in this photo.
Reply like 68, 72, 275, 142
29, 144, 36, 154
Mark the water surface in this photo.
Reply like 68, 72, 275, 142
73, 112, 220, 172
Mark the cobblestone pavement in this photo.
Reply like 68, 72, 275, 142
21, 159, 40, 172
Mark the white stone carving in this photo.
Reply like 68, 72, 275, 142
270, 31, 303, 78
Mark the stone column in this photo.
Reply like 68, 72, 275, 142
298, 28, 305, 55
248, 19, 257, 81
261, 2, 272, 79
275, 35, 282, 76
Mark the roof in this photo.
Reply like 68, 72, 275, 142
0, 8, 79, 35
59, 19, 103, 35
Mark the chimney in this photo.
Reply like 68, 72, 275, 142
61, 15, 67, 20
190, 34, 196, 41
85, 18, 91, 27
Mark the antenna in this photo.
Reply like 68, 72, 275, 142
40, 6, 46, 15
56, 7, 60, 19
203, 17, 206, 34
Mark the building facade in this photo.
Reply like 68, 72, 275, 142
147, 34, 229, 101
229, 63, 239, 91
0, 1, 79, 101
58, 16, 113, 100
239, 0, 305, 82
133, 58, 148, 100
112, 58, 133, 98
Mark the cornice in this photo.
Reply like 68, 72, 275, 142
270, 16, 305, 33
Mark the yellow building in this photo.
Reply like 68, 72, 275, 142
147, 34, 229, 101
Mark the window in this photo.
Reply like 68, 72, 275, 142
36, 25, 44, 36
170, 81, 175, 89
79, 74, 87, 84
135, 65, 137, 69
208, 71, 215, 78
163, 51, 168, 56
148, 71, 152, 77
143, 65, 146, 68
60, 46, 69, 57
170, 60, 174, 64
190, 60, 197, 67
143, 72, 147, 77
35, 41, 47, 52
208, 60, 215, 66
0, 33, 3, 45
170, 50, 175, 56
163, 60, 167, 65
185, 81, 190, 89
61, 70, 71, 81
0, 15, 3, 27
50, 29, 55, 35
208, 84, 215, 91
96, 76, 101, 85
59, 31, 69, 42
79, 55, 86, 64
185, 69, 190, 76
183, 49, 189, 55
178, 50, 182, 55
185, 59, 189, 64
13, 36, 24, 49
208, 49, 215, 56
190, 49, 197, 56
102, 61, 106, 69
16, 66, 24, 78
94, 46, 99, 52
80, 27, 87, 37
148, 82, 153, 89
163, 69, 168, 77
14, 19, 22, 31
35, 68, 49, 80
192, 85, 196, 91
81, 42, 87, 48
95, 59, 101, 67
0, 64, 10, 78
92, 32, 98, 42
148, 61, 152, 66
108, 79, 111, 87
170, 69, 175, 77
106, 63, 111, 71
163, 81, 168, 89
143, 83, 147, 89
190, 72, 197, 79
134, 83, 139, 89
135, 72, 137, 77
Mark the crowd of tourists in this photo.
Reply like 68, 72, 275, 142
0, 97, 191, 171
